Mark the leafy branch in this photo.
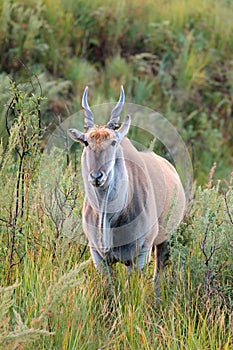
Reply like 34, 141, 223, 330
0, 77, 45, 281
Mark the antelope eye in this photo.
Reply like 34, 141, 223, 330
111, 140, 117, 146
84, 140, 89, 147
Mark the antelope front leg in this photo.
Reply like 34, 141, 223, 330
90, 247, 112, 275
153, 240, 169, 282
126, 246, 152, 273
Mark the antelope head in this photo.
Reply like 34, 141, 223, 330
68, 86, 131, 188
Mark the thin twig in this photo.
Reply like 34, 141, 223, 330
224, 192, 233, 225
200, 220, 221, 295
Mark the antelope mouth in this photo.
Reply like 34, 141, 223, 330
91, 179, 105, 187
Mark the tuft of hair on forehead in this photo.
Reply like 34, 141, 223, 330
88, 126, 112, 145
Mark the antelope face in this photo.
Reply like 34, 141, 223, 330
84, 127, 118, 188
68, 86, 131, 189
68, 117, 130, 189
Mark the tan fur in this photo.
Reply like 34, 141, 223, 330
81, 135, 186, 276
121, 138, 186, 246
68, 87, 186, 277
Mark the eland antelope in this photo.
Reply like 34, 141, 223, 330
68, 87, 186, 279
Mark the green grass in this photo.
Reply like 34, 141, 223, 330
1, 182, 233, 349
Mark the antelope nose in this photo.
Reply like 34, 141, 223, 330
90, 172, 103, 181
89, 171, 105, 187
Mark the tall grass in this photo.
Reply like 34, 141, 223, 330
1, 183, 232, 349
0, 1, 232, 349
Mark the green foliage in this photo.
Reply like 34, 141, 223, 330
0, 0, 50, 72
0, 283, 52, 348
0, 1, 233, 348
2, 182, 232, 349
0, 83, 232, 349
0, 0, 232, 181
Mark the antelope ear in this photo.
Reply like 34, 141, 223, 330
116, 115, 131, 142
67, 129, 87, 146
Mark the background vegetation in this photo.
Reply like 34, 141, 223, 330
0, 0, 232, 349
